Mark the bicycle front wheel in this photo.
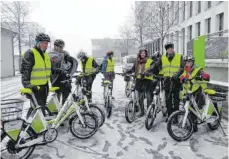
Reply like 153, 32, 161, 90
69, 113, 98, 139
105, 96, 112, 118
125, 100, 135, 123
145, 104, 156, 130
167, 111, 193, 142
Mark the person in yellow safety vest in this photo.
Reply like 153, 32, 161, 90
20, 33, 51, 116
101, 50, 116, 99
144, 42, 185, 121
77, 51, 99, 103
125, 48, 155, 117
180, 55, 210, 132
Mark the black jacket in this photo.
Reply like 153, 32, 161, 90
81, 57, 99, 73
20, 46, 48, 88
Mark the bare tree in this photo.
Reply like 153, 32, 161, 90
1, 1, 30, 69
132, 1, 151, 47
114, 21, 136, 56
146, 1, 187, 53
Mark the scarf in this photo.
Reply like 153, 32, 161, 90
135, 57, 147, 75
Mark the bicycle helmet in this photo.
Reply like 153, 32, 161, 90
184, 55, 195, 62
164, 42, 174, 50
77, 51, 86, 59
54, 39, 65, 47
107, 50, 114, 56
35, 33, 50, 42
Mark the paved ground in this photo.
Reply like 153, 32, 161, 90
1, 67, 228, 159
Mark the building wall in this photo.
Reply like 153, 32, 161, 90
167, 1, 228, 55
1, 28, 15, 78
145, 1, 228, 55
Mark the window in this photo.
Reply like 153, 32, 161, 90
188, 25, 192, 40
182, 2, 185, 21
196, 22, 201, 36
207, 1, 211, 9
189, 1, 193, 17
205, 18, 211, 34
198, 1, 201, 13
218, 13, 224, 36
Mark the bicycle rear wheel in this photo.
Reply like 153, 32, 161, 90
89, 104, 105, 127
145, 104, 156, 130
69, 113, 98, 139
1, 129, 36, 159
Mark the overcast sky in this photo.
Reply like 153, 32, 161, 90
28, 0, 133, 55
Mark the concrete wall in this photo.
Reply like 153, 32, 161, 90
1, 28, 15, 78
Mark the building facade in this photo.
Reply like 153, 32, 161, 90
144, 1, 228, 56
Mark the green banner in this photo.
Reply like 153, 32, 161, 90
193, 35, 206, 68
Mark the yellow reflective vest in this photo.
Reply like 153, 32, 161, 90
137, 58, 153, 80
106, 58, 115, 72
160, 53, 182, 77
181, 67, 207, 93
30, 48, 51, 86
80, 57, 95, 75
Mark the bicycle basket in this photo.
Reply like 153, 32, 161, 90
1, 99, 24, 122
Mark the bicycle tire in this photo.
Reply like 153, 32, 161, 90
167, 110, 193, 142
145, 104, 156, 130
106, 96, 112, 118
69, 113, 98, 139
89, 104, 105, 127
125, 100, 135, 123
1, 129, 36, 159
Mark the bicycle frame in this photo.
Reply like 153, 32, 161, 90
13, 90, 86, 148
73, 73, 93, 113
181, 82, 220, 128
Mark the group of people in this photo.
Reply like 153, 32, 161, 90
20, 33, 115, 115
123, 43, 210, 132
21, 32, 210, 132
